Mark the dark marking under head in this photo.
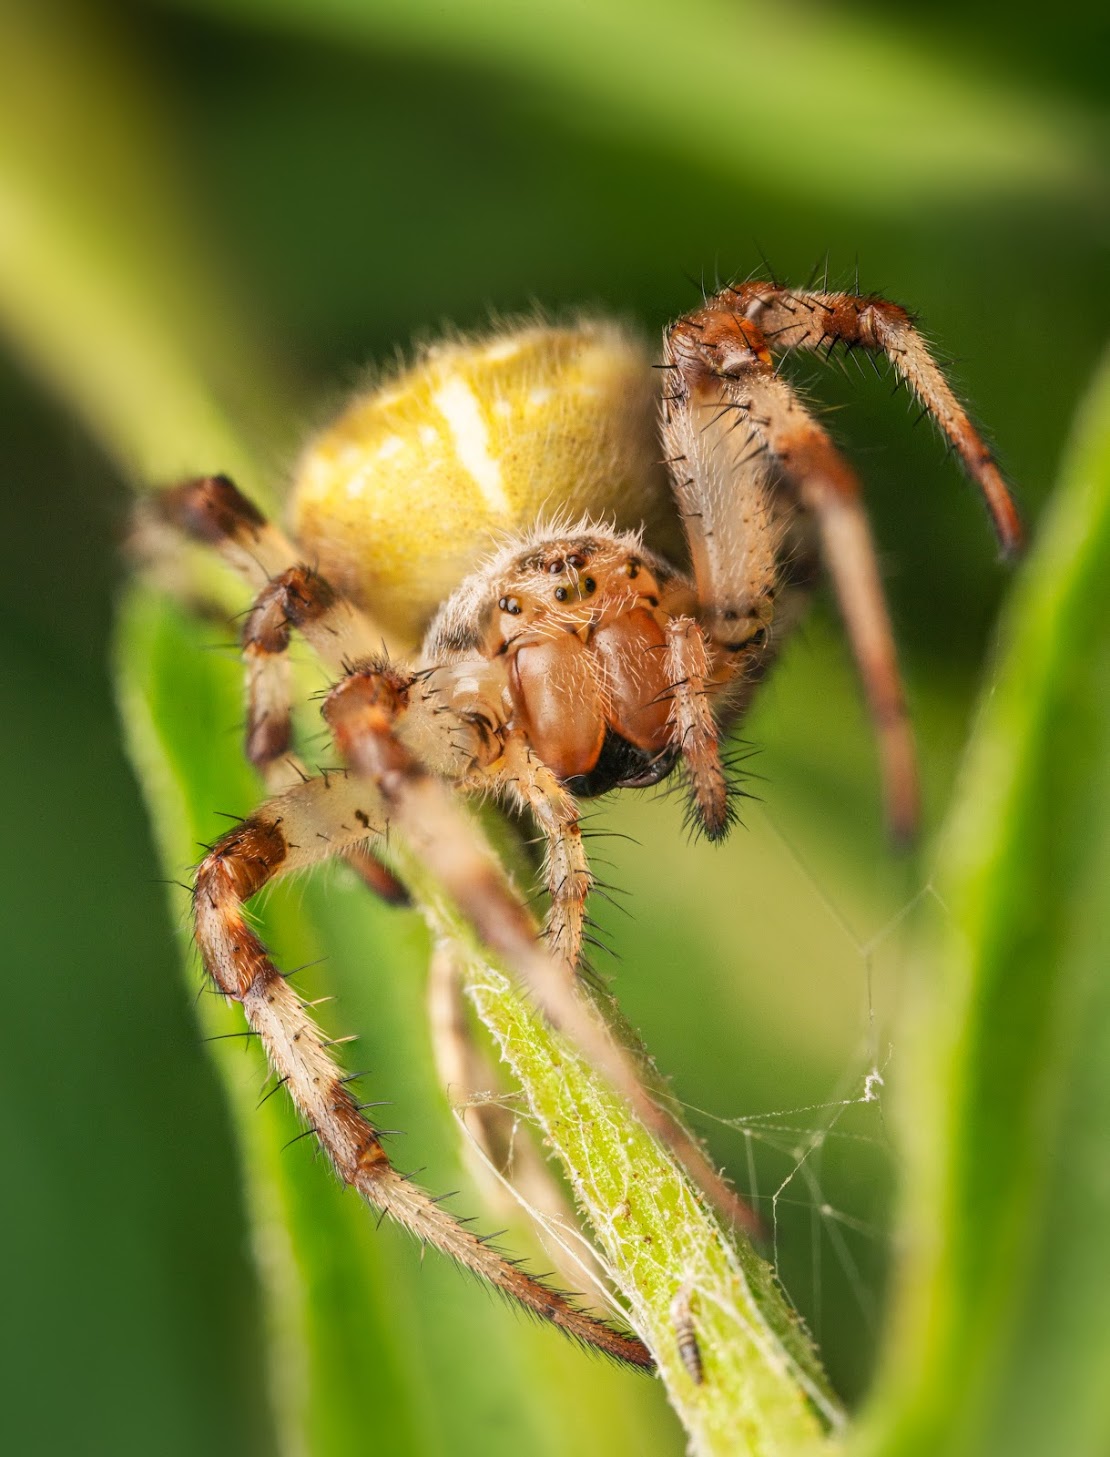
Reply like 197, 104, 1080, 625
430, 616, 484, 655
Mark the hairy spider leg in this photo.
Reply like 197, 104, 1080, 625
193, 772, 652, 1368
493, 738, 592, 974
723, 282, 1024, 555
663, 310, 919, 841
324, 665, 764, 1238
662, 616, 732, 840
157, 475, 407, 902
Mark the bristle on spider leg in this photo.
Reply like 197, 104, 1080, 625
191, 790, 654, 1369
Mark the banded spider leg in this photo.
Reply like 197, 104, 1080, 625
661, 284, 1021, 842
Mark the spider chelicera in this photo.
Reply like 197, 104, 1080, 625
149, 281, 1021, 1370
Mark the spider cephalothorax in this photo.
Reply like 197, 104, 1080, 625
149, 285, 1021, 1372
425, 527, 693, 796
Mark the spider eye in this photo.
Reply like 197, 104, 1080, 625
626, 558, 640, 579
584, 577, 597, 594
498, 595, 522, 615
547, 559, 565, 574
566, 552, 586, 569
554, 586, 569, 602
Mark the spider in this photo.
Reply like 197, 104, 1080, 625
149, 280, 1021, 1372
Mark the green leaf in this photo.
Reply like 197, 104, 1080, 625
159, 0, 1097, 208
856, 349, 1110, 1457
0, 3, 293, 487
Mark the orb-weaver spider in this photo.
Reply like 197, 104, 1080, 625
148, 280, 1020, 1370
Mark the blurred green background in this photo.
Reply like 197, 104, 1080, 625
1, 1, 1107, 1453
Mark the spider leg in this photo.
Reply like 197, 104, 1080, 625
664, 308, 919, 841
193, 772, 651, 1368
154, 473, 305, 586
240, 564, 380, 760
723, 282, 1024, 554
427, 939, 608, 1302
241, 566, 413, 900
494, 739, 591, 974
663, 616, 731, 840
156, 476, 407, 901
324, 664, 763, 1237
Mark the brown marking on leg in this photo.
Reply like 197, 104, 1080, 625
664, 618, 732, 841
343, 843, 411, 906
161, 473, 267, 543
496, 739, 592, 973
155, 474, 298, 584
665, 309, 920, 842
721, 283, 1024, 555
326, 666, 762, 1237
193, 784, 651, 1368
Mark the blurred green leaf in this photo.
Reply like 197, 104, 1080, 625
856, 348, 1110, 1457
156, 0, 1099, 208
0, 2, 294, 487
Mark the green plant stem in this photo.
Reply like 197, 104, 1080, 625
394, 851, 841, 1455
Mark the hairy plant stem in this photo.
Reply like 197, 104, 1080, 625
392, 850, 841, 1456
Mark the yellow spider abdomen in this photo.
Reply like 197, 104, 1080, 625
291, 320, 675, 647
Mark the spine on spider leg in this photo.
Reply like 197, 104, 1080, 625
499, 743, 592, 975
664, 618, 733, 842
192, 808, 653, 1370
731, 283, 1024, 555
327, 668, 763, 1239
864, 302, 1024, 555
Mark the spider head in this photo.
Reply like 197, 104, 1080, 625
496, 536, 625, 633
492, 534, 681, 791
